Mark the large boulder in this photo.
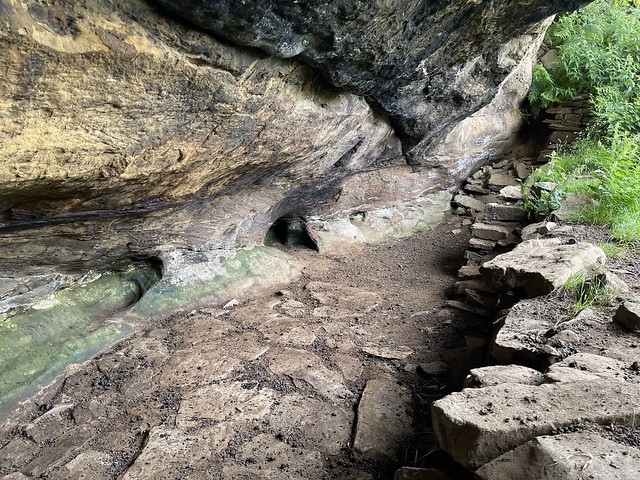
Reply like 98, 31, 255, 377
480, 239, 606, 297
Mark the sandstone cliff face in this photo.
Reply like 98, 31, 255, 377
0, 0, 581, 308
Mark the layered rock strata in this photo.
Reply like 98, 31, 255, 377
0, 0, 583, 298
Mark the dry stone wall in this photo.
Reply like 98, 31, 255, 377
434, 103, 640, 478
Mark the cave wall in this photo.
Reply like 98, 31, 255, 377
0, 0, 585, 308
154, 0, 585, 156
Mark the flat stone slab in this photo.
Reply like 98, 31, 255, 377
471, 222, 515, 241
62, 450, 115, 480
545, 353, 638, 384
122, 425, 235, 479
475, 432, 640, 479
499, 185, 523, 200
491, 299, 569, 369
362, 345, 414, 360
488, 171, 519, 188
267, 349, 353, 402
453, 194, 486, 213
23, 403, 74, 445
484, 203, 527, 223
480, 238, 605, 297
353, 378, 413, 461
464, 365, 544, 388
268, 394, 353, 455
176, 382, 276, 428
431, 379, 640, 468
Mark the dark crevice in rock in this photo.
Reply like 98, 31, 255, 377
265, 216, 319, 251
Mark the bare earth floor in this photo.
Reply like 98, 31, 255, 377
0, 224, 487, 479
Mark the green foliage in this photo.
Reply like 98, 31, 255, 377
592, 85, 640, 135
529, 0, 640, 134
522, 167, 564, 216
523, 133, 640, 239
528, 64, 577, 115
561, 269, 619, 313
524, 1, 640, 239
597, 241, 630, 257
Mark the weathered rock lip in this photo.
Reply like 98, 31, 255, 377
155, 0, 584, 148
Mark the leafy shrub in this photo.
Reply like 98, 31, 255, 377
523, 133, 640, 239
529, 0, 640, 134
524, 1, 640, 239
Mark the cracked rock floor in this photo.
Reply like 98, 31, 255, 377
0, 223, 486, 479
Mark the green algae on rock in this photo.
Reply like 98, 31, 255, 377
0, 260, 161, 418
134, 246, 302, 317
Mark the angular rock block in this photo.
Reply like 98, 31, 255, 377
613, 302, 640, 331
545, 353, 637, 384
471, 223, 515, 241
353, 378, 412, 462
431, 380, 640, 468
480, 239, 605, 297
454, 194, 486, 213
490, 301, 606, 369
475, 432, 640, 479
484, 203, 528, 223
464, 365, 544, 388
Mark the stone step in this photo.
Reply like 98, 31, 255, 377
475, 432, 640, 480
432, 379, 640, 468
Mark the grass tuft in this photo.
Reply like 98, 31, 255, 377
561, 269, 620, 313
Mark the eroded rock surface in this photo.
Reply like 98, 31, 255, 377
480, 239, 606, 297
0, 0, 582, 304
156, 0, 582, 157
475, 432, 640, 480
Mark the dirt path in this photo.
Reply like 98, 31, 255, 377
0, 223, 487, 479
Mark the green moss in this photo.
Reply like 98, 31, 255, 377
0, 269, 154, 416
133, 246, 300, 317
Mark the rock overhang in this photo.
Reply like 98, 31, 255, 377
0, 0, 587, 302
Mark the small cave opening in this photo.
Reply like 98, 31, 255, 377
264, 216, 319, 251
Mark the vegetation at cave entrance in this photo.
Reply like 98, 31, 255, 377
525, 0, 640, 240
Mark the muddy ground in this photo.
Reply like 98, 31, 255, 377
0, 222, 488, 479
